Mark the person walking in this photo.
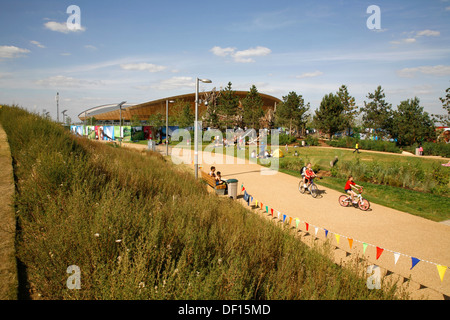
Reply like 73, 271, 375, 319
353, 142, 360, 154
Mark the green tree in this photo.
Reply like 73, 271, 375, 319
275, 91, 310, 136
313, 93, 345, 139
217, 82, 240, 129
172, 99, 194, 128
131, 114, 141, 127
433, 87, 450, 126
337, 85, 358, 136
147, 112, 165, 127
390, 97, 436, 146
242, 85, 264, 129
360, 86, 393, 139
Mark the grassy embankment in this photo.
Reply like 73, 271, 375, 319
0, 105, 406, 299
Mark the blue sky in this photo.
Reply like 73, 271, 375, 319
0, 0, 449, 122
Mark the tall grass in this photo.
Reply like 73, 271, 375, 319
332, 158, 449, 196
0, 105, 404, 300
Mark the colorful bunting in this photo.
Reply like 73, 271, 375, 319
348, 238, 353, 250
283, 214, 286, 222
289, 217, 292, 225
295, 218, 300, 229
324, 229, 328, 238
437, 265, 447, 282
305, 222, 309, 232
265, 205, 268, 213
394, 252, 401, 265
376, 247, 384, 260
411, 257, 420, 270
314, 227, 319, 236
363, 243, 368, 254
335, 234, 340, 245
271, 208, 274, 217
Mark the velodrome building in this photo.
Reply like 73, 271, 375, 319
78, 91, 282, 124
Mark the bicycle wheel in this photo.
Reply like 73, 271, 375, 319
298, 181, 306, 194
358, 198, 370, 211
310, 184, 319, 198
339, 195, 350, 207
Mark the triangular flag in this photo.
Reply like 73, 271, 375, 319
283, 214, 286, 222
324, 229, 328, 237
255, 199, 258, 206
411, 257, 420, 270
271, 208, 274, 217
295, 218, 300, 228
277, 211, 281, 219
289, 217, 292, 225
335, 234, 340, 245
265, 205, 268, 213
250, 196, 253, 204
437, 265, 447, 282
348, 238, 353, 250
393, 252, 401, 265
376, 247, 384, 260
305, 222, 309, 231
314, 227, 318, 236
260, 203, 263, 210
363, 243, 368, 254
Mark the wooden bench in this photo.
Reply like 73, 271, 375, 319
200, 171, 227, 195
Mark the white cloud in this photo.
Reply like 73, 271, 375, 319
210, 46, 271, 63
445, 6, 450, 11
120, 63, 167, 73
149, 76, 194, 90
296, 71, 324, 79
389, 38, 416, 45
44, 21, 86, 33
30, 40, 46, 48
0, 45, 30, 59
396, 65, 450, 78
416, 29, 440, 37
35, 75, 103, 88
210, 46, 236, 57
84, 45, 97, 51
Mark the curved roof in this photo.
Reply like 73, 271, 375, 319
78, 91, 281, 121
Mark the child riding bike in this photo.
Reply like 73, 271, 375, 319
301, 163, 316, 188
344, 175, 362, 204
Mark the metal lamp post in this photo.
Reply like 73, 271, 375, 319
166, 99, 174, 156
61, 109, 67, 125
56, 92, 59, 123
118, 101, 127, 145
194, 78, 212, 179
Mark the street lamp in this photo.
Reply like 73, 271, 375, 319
61, 109, 67, 124
166, 99, 174, 156
56, 92, 59, 123
118, 101, 127, 145
194, 78, 212, 179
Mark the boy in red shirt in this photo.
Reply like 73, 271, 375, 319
344, 175, 362, 204
302, 162, 316, 188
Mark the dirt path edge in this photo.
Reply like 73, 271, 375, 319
0, 122, 18, 299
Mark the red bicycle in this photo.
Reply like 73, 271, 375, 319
339, 187, 370, 211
